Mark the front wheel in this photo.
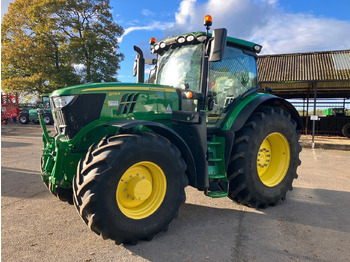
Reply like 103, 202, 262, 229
227, 106, 302, 208
73, 132, 188, 244
19, 113, 29, 124
43, 114, 53, 125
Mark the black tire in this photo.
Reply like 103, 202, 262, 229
19, 113, 30, 124
56, 187, 73, 204
43, 114, 53, 125
227, 106, 302, 208
73, 132, 188, 244
342, 123, 350, 138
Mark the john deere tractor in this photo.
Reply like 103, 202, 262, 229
40, 16, 301, 244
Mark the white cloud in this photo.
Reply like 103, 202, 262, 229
175, 0, 196, 25
142, 9, 154, 16
165, 0, 276, 39
118, 21, 174, 43
251, 14, 350, 54
163, 0, 350, 54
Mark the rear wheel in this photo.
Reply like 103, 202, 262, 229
73, 132, 188, 244
342, 123, 350, 138
227, 106, 301, 208
19, 113, 29, 124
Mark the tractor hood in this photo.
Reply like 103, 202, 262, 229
50, 82, 178, 96
49, 82, 180, 139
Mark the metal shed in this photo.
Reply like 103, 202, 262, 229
257, 49, 350, 99
257, 49, 350, 138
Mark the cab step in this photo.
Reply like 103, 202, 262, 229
207, 135, 229, 198
207, 191, 228, 198
207, 158, 223, 162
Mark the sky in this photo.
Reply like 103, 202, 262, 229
1, 0, 350, 83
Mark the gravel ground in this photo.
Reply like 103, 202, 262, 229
2, 123, 350, 262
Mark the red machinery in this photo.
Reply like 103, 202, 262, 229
1, 93, 20, 124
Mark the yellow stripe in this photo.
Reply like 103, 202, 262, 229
82, 86, 176, 93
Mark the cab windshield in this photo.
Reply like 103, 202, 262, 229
156, 44, 203, 92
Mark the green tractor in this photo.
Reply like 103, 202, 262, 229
19, 95, 53, 125
40, 16, 302, 244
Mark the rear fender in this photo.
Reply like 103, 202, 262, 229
223, 94, 302, 132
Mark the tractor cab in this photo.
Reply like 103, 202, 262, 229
134, 15, 262, 129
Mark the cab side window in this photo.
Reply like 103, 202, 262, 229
208, 46, 257, 116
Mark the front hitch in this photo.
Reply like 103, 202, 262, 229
38, 109, 51, 144
38, 109, 55, 190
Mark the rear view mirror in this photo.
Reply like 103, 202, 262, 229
209, 28, 227, 62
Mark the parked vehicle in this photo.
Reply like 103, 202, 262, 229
19, 95, 53, 125
39, 15, 302, 244
1, 93, 20, 124
324, 108, 350, 138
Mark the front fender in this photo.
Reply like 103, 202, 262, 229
107, 120, 197, 187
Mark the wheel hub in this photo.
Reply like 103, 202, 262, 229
257, 132, 290, 187
257, 142, 271, 169
116, 162, 166, 219
128, 177, 152, 201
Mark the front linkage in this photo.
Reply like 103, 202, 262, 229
39, 110, 82, 203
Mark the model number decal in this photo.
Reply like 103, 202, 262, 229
109, 92, 120, 96
108, 101, 119, 106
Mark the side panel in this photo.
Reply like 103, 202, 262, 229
172, 111, 208, 190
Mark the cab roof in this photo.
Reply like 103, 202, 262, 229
152, 31, 261, 54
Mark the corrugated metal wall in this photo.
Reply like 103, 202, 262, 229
258, 50, 350, 82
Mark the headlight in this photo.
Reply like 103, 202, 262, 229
160, 42, 166, 48
186, 35, 195, 42
197, 35, 207, 42
52, 95, 75, 108
253, 44, 262, 53
177, 36, 185, 43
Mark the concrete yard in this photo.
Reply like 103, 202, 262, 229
1, 123, 350, 262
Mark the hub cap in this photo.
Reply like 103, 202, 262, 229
116, 161, 166, 219
19, 115, 27, 122
257, 132, 290, 187
43, 116, 50, 124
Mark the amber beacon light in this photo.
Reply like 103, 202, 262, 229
204, 15, 212, 27
149, 37, 156, 45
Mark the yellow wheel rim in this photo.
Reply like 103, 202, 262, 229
257, 132, 290, 187
116, 161, 166, 220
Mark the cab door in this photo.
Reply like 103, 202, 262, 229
207, 46, 258, 127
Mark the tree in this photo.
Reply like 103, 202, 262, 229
1, 0, 124, 95
52, 0, 124, 83
1, 0, 80, 95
